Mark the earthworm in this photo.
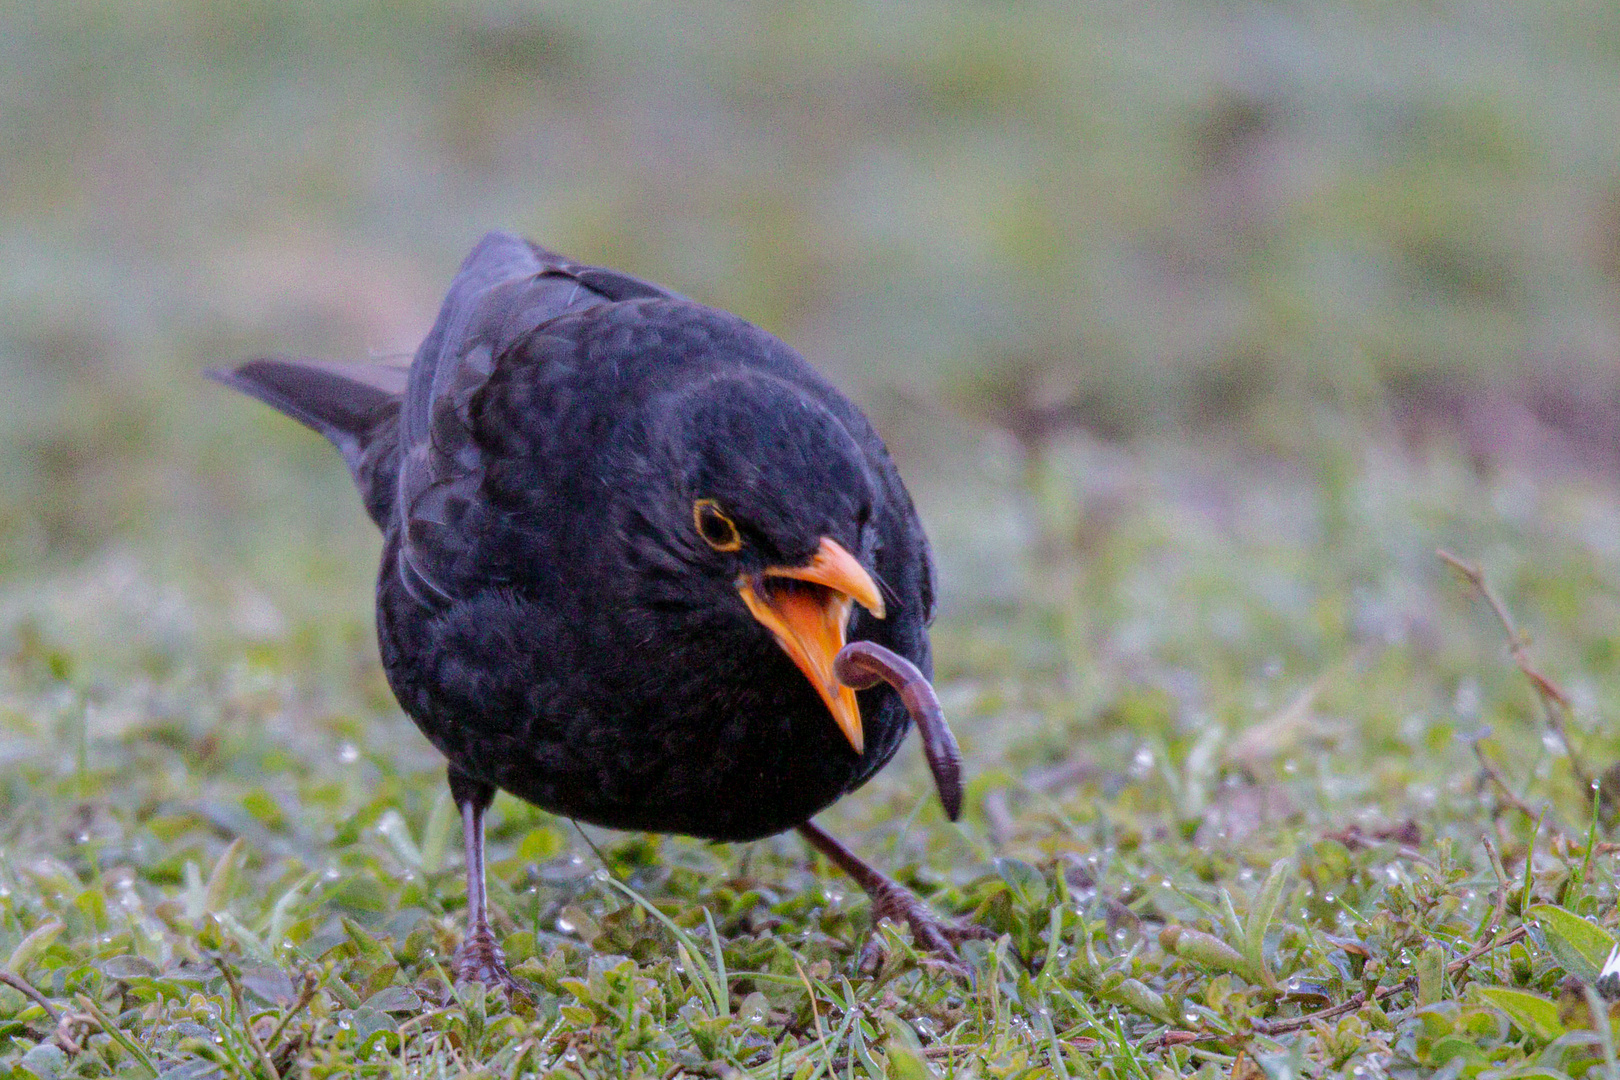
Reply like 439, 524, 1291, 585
834, 640, 964, 821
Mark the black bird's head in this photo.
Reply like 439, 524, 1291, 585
633, 370, 887, 753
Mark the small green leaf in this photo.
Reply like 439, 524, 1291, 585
262, 871, 316, 945
7, 921, 63, 974
1475, 986, 1566, 1043
374, 810, 422, 871
1417, 943, 1445, 1005
994, 857, 1047, 907
19, 1041, 67, 1080
1160, 926, 1263, 985
601, 877, 724, 1016
1102, 977, 1176, 1024
341, 915, 393, 967
202, 837, 247, 915
1244, 858, 1289, 989
884, 1015, 938, 1080
516, 826, 564, 862
419, 791, 457, 874
1529, 904, 1616, 981
1218, 889, 1246, 952
97, 955, 158, 982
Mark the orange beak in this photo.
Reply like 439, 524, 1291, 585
738, 538, 886, 753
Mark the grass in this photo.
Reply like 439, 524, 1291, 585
4, 2, 1620, 1075
2, 430, 1620, 1078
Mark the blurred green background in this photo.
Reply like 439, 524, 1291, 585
4, 1, 1620, 727
7, 0, 1620, 595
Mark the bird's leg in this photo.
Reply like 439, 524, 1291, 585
798, 820, 994, 977
448, 768, 527, 998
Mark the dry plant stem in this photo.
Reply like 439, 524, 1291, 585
1438, 549, 1595, 800
1471, 740, 1550, 825
834, 641, 964, 820
52, 1013, 87, 1056
923, 1038, 1106, 1060
217, 957, 282, 1080
1253, 926, 1529, 1037
261, 970, 320, 1060
1450, 925, 1529, 975
1480, 836, 1511, 941
1252, 990, 1376, 1037
0, 970, 59, 1024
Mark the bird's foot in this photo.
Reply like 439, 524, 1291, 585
452, 928, 530, 1000
859, 877, 996, 978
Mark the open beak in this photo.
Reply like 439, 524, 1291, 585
738, 538, 885, 754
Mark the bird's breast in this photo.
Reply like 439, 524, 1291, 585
376, 571, 910, 841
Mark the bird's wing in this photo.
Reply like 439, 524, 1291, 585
395, 231, 679, 606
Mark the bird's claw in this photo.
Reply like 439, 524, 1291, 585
858, 878, 995, 978
452, 929, 531, 1001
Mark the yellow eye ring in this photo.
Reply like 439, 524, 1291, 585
693, 499, 743, 552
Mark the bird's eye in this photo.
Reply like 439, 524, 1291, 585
693, 499, 743, 552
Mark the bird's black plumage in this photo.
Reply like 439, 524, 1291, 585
213, 232, 978, 986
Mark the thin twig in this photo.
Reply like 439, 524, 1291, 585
922, 1037, 1103, 1060
1447, 925, 1528, 975
0, 970, 59, 1023
52, 1011, 89, 1056
1471, 739, 1547, 824
216, 957, 282, 1080
1393, 846, 1441, 871
1252, 925, 1529, 1037
1439, 550, 1595, 801
1252, 990, 1370, 1036
1479, 836, 1511, 943
260, 967, 321, 1062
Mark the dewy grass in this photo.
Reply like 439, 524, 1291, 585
2, 437, 1620, 1077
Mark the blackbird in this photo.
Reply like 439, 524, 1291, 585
212, 231, 989, 989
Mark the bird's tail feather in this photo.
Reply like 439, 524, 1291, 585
207, 357, 406, 473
